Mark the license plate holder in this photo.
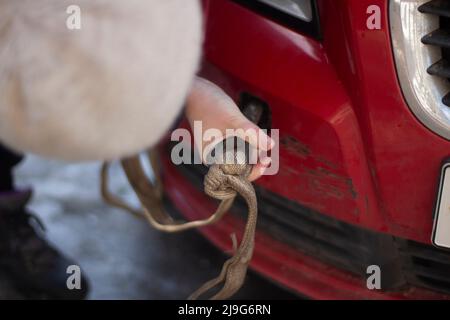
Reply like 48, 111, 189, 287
432, 161, 450, 249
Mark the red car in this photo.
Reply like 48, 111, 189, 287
160, 0, 450, 299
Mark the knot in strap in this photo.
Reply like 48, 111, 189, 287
204, 161, 252, 201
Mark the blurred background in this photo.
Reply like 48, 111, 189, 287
0, 156, 297, 299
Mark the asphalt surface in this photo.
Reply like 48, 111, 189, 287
0, 155, 297, 300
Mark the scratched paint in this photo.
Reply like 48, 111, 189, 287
280, 135, 311, 158
276, 134, 358, 219
279, 135, 356, 200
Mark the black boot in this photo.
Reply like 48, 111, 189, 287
0, 190, 89, 299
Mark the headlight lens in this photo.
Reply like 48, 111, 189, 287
390, 0, 450, 140
257, 0, 313, 22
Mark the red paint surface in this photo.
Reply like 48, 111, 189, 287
162, 0, 450, 298
162, 155, 447, 300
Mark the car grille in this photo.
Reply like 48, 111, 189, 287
169, 150, 450, 295
398, 239, 450, 294
420, 0, 450, 106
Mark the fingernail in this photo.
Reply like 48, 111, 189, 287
260, 155, 272, 167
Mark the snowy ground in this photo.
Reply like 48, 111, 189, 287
0, 155, 295, 300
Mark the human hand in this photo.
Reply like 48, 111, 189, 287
185, 77, 274, 181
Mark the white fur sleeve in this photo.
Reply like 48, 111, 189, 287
0, 0, 202, 161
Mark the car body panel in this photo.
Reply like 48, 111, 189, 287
162, 0, 450, 298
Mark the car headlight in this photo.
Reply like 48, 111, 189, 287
258, 0, 313, 22
233, 0, 320, 39
390, 0, 450, 140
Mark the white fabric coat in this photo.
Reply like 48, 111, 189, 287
0, 0, 203, 161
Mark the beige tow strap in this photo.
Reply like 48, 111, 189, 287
100, 147, 258, 300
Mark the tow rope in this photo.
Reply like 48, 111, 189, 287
100, 145, 257, 300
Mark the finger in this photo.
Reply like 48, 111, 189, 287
248, 161, 272, 182
232, 117, 275, 152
